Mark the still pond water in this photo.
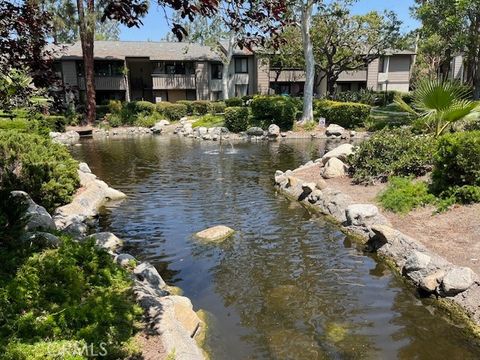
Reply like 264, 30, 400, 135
72, 136, 480, 360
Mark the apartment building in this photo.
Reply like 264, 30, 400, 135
53, 41, 414, 103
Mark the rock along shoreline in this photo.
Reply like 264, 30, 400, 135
52, 162, 207, 360
274, 161, 480, 339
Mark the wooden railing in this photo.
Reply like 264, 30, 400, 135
269, 70, 306, 82
152, 74, 196, 89
78, 76, 127, 90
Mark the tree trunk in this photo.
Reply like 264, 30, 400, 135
300, 1, 314, 123
326, 73, 337, 98
77, 0, 96, 125
221, 32, 236, 100
472, 14, 480, 99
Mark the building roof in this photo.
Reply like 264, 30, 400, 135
51, 40, 253, 61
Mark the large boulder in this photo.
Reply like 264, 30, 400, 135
403, 250, 431, 273
345, 204, 390, 227
134, 262, 167, 289
246, 127, 264, 136
11, 191, 56, 232
322, 143, 354, 164
267, 124, 280, 138
87, 232, 123, 252
441, 267, 475, 296
49, 130, 80, 145
195, 225, 235, 242
322, 158, 347, 179
325, 124, 345, 137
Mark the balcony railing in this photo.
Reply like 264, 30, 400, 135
269, 70, 306, 82
152, 74, 196, 90
78, 76, 127, 90
337, 70, 367, 82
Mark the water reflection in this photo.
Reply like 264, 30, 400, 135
72, 137, 480, 360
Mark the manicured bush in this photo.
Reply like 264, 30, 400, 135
348, 128, 436, 184
192, 100, 210, 115
224, 106, 249, 132
250, 95, 297, 130
133, 100, 156, 114
225, 97, 243, 107
314, 100, 371, 128
0, 236, 142, 358
0, 131, 79, 211
177, 100, 194, 115
157, 103, 187, 121
378, 176, 435, 214
208, 101, 226, 114
431, 131, 480, 203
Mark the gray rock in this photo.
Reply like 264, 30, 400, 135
322, 158, 347, 179
49, 130, 80, 145
195, 225, 235, 242
246, 127, 264, 136
267, 124, 280, 138
11, 191, 56, 232
345, 204, 379, 226
22, 231, 60, 248
404, 251, 431, 272
441, 267, 475, 296
134, 262, 167, 289
325, 124, 345, 137
321, 143, 354, 164
78, 162, 92, 173
419, 270, 445, 293
115, 253, 136, 268
87, 232, 123, 252
319, 189, 353, 223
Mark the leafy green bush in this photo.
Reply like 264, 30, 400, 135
431, 131, 480, 203
0, 236, 142, 358
224, 106, 249, 132
192, 100, 210, 115
40, 115, 67, 132
96, 105, 110, 119
134, 112, 160, 127
208, 101, 226, 114
0, 131, 79, 211
225, 97, 243, 107
0, 119, 30, 131
134, 101, 156, 114
315, 100, 371, 128
4, 340, 86, 360
348, 128, 436, 184
157, 103, 187, 121
192, 114, 224, 128
378, 177, 436, 214
177, 100, 194, 115
250, 95, 297, 130
106, 113, 122, 127
108, 100, 122, 114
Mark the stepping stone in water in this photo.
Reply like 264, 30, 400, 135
195, 225, 235, 242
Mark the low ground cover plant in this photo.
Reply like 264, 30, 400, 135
0, 131, 79, 212
192, 114, 224, 128
348, 128, 435, 184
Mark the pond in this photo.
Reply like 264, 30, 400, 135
72, 136, 480, 359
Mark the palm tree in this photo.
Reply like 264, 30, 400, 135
395, 79, 480, 137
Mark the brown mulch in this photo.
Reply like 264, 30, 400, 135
132, 331, 168, 360
293, 164, 480, 275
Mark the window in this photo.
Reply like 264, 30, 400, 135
378, 57, 388, 73
235, 57, 248, 73
77, 61, 124, 77
211, 63, 223, 79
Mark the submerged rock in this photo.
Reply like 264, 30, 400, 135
195, 225, 235, 242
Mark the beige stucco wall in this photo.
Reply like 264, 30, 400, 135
195, 62, 210, 100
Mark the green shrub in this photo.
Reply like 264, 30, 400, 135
108, 100, 122, 114
0, 119, 30, 131
378, 176, 436, 214
224, 106, 249, 132
134, 112, 160, 127
0, 131, 79, 211
225, 97, 243, 107
348, 128, 436, 184
431, 131, 480, 203
192, 100, 210, 115
0, 236, 142, 358
134, 101, 156, 115
40, 115, 67, 132
4, 340, 86, 360
315, 100, 371, 128
95, 105, 110, 119
157, 103, 187, 121
192, 114, 224, 128
107, 113, 123, 127
250, 95, 297, 130
208, 101, 226, 114
177, 100, 194, 115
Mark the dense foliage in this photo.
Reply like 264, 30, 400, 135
250, 95, 297, 130
224, 106, 249, 132
0, 236, 142, 359
348, 128, 436, 184
192, 114, 224, 128
225, 97, 244, 107
315, 100, 371, 128
157, 103, 188, 121
0, 131, 79, 212
192, 100, 210, 115
378, 176, 435, 214
431, 131, 480, 203
208, 101, 226, 114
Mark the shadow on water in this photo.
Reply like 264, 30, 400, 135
72, 136, 480, 360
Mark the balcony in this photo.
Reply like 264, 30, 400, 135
152, 74, 196, 90
78, 76, 127, 90
269, 70, 306, 82
337, 70, 367, 82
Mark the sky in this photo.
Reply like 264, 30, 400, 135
119, 0, 419, 41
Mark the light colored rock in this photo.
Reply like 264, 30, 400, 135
321, 143, 354, 164
442, 267, 475, 296
346, 204, 379, 226
325, 124, 345, 137
11, 191, 56, 232
78, 162, 92, 173
280, 132, 287, 137
49, 130, 80, 145
268, 124, 280, 137
419, 270, 445, 293
350, 130, 357, 137
315, 178, 328, 190
88, 232, 123, 252
318, 188, 353, 223
195, 225, 235, 242
196, 126, 208, 136
134, 262, 167, 289
115, 253, 136, 267
404, 251, 431, 272
22, 231, 60, 248
246, 127, 264, 136
322, 158, 347, 179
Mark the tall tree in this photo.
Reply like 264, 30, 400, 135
311, 1, 401, 96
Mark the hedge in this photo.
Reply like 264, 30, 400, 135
225, 97, 243, 107
177, 100, 194, 115
250, 95, 297, 130
156, 103, 187, 121
192, 100, 210, 115
314, 100, 371, 128
208, 101, 226, 114
224, 106, 249, 132
0, 131, 79, 211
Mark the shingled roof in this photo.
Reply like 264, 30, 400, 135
51, 40, 253, 61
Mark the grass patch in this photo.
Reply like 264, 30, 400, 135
378, 176, 436, 214
192, 114, 224, 128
